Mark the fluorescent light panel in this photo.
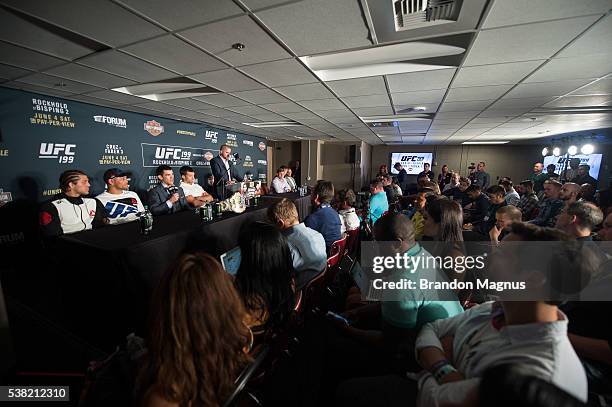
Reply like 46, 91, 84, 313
300, 42, 463, 81
462, 141, 510, 144
243, 121, 301, 128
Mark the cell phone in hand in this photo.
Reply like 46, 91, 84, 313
326, 311, 350, 325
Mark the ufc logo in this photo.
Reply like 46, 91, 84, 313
401, 156, 423, 161
39, 143, 76, 163
155, 147, 182, 160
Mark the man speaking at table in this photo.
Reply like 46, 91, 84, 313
148, 165, 189, 215
210, 144, 242, 199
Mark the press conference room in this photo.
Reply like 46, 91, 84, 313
1, 0, 611, 406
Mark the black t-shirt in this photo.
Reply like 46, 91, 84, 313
418, 170, 434, 180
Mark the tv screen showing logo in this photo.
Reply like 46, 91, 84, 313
390, 152, 433, 175
543, 154, 603, 180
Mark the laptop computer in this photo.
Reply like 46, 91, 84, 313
220, 246, 241, 276
350, 261, 383, 302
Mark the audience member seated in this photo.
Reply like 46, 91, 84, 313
234, 221, 295, 330
392, 177, 403, 198
335, 189, 360, 233
367, 180, 389, 226
40, 169, 107, 236
272, 166, 292, 194
443, 176, 470, 206
178, 165, 214, 207
559, 182, 581, 208
555, 201, 604, 241
418, 162, 435, 180
304, 180, 342, 251
422, 197, 466, 282
546, 163, 560, 180
572, 165, 597, 188
463, 185, 490, 224
336, 222, 589, 407
529, 179, 563, 227
600, 212, 612, 241
148, 165, 189, 215
443, 172, 460, 193
468, 185, 506, 236
268, 199, 326, 289
137, 253, 253, 407
516, 179, 539, 221
500, 179, 520, 206
411, 191, 436, 241
96, 168, 144, 225
421, 180, 441, 195
489, 205, 522, 244
579, 183, 597, 204
285, 167, 298, 191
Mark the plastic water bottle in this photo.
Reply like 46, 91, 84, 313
140, 206, 153, 235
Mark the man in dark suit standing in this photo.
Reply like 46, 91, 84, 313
148, 165, 189, 215
210, 144, 242, 199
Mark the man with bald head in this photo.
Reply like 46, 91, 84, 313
559, 182, 581, 207
556, 201, 604, 241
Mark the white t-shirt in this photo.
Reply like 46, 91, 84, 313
179, 181, 205, 198
96, 190, 144, 225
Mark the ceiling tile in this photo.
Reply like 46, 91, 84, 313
259, 101, 307, 113
239, 59, 317, 87
394, 102, 440, 113
352, 107, 395, 116
193, 93, 251, 107
0, 7, 95, 60
445, 85, 512, 102
274, 82, 335, 101
558, 13, 612, 58
570, 77, 612, 96
463, 16, 598, 66
1, 0, 165, 47
543, 95, 612, 108
189, 68, 264, 92
326, 76, 387, 97
121, 35, 227, 75
254, 0, 371, 55
453, 60, 543, 88
226, 104, 272, 116
490, 96, 554, 109
163, 98, 218, 110
386, 69, 456, 92
16, 72, 103, 94
299, 98, 346, 111
79, 50, 176, 82
0, 63, 32, 80
231, 88, 288, 104
525, 54, 612, 83
439, 100, 494, 112
43, 63, 136, 88
482, 0, 611, 29
66, 94, 124, 107
1, 81, 75, 97
391, 89, 446, 105
505, 79, 593, 98
179, 15, 290, 66
282, 111, 322, 120
0, 42, 65, 71
83, 89, 151, 104
117, 0, 243, 31
342, 94, 391, 109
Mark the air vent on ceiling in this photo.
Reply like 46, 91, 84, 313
393, 0, 462, 32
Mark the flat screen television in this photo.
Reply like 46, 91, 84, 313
390, 152, 433, 175
543, 154, 602, 179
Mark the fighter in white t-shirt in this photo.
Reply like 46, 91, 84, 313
96, 168, 144, 225
179, 165, 214, 207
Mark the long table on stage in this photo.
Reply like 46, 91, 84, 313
53, 194, 312, 349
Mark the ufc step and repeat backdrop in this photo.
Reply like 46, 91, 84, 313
0, 87, 269, 203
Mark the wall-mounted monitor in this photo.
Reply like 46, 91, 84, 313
390, 152, 433, 175
543, 154, 602, 179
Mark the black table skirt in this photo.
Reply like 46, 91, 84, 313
259, 192, 312, 221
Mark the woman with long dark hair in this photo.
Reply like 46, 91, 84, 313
138, 253, 253, 407
235, 221, 296, 330
422, 197, 466, 282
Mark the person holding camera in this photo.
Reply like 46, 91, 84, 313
148, 165, 189, 215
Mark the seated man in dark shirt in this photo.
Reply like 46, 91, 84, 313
463, 184, 490, 224
443, 176, 471, 207
572, 164, 598, 188
304, 180, 341, 252
417, 162, 434, 180
469, 185, 507, 235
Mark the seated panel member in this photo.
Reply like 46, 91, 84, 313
178, 165, 213, 207
272, 166, 291, 194
203, 173, 217, 200
210, 144, 242, 198
147, 165, 189, 215
96, 168, 144, 224
40, 169, 107, 236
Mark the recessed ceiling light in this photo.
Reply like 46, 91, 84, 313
243, 121, 301, 128
462, 141, 510, 144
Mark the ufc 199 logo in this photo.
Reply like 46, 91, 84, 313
39, 143, 76, 164
154, 147, 191, 160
